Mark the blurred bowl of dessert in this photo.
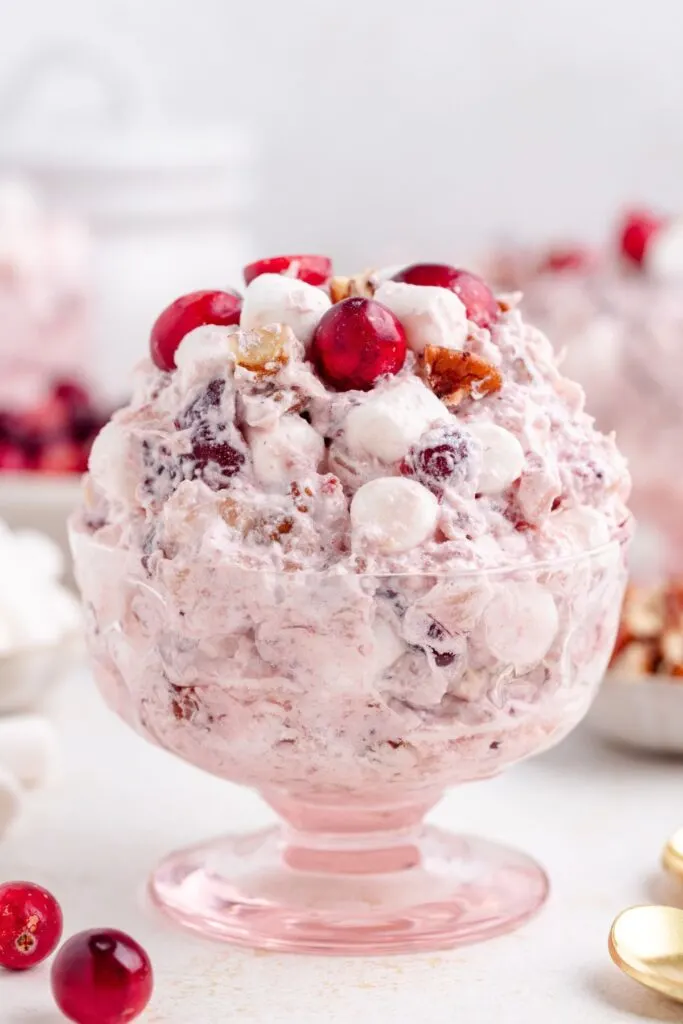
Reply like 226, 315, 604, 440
0, 178, 113, 552
588, 579, 683, 753
0, 519, 82, 713
486, 209, 683, 563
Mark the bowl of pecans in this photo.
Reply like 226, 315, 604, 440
589, 579, 683, 753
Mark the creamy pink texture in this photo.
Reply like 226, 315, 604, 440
491, 248, 683, 554
0, 181, 91, 410
72, 276, 631, 797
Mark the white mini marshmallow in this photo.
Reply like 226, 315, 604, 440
0, 715, 60, 788
88, 421, 133, 502
174, 324, 240, 375
550, 506, 610, 549
248, 415, 325, 488
645, 219, 683, 282
483, 582, 559, 668
373, 280, 468, 355
241, 273, 331, 348
371, 618, 405, 675
466, 422, 525, 494
351, 477, 439, 553
344, 378, 450, 463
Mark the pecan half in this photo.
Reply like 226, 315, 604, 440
329, 270, 376, 303
610, 640, 659, 677
230, 324, 291, 373
421, 346, 502, 406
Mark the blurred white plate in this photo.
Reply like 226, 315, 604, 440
0, 632, 82, 713
589, 674, 683, 754
0, 473, 81, 577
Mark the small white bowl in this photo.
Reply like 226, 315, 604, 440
0, 472, 82, 581
0, 634, 82, 714
588, 674, 683, 754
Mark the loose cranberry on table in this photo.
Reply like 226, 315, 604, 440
619, 210, 664, 266
311, 296, 407, 391
0, 880, 63, 970
243, 253, 332, 287
150, 289, 243, 371
51, 928, 153, 1024
391, 263, 499, 329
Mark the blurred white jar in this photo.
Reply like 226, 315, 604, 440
0, 42, 254, 400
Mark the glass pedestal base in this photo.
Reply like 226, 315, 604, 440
149, 821, 548, 955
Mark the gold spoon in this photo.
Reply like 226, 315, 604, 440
663, 828, 683, 879
609, 905, 683, 1002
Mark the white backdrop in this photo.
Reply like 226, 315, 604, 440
0, 0, 681, 268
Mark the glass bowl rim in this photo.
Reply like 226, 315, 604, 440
68, 519, 628, 582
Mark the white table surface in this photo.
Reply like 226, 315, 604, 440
1, 669, 682, 1024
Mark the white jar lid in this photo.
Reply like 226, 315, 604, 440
0, 41, 253, 221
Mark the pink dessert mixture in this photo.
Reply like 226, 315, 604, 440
71, 255, 630, 797
487, 210, 683, 550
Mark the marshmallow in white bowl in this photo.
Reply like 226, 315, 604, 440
466, 422, 525, 495
351, 477, 439, 553
240, 273, 331, 348
373, 280, 468, 355
0, 714, 60, 788
344, 378, 450, 463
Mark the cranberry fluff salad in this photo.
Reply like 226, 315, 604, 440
71, 255, 631, 797
488, 210, 683, 553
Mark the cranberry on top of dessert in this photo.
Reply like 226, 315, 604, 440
390, 263, 499, 329
310, 296, 407, 391
150, 289, 242, 371
243, 254, 333, 287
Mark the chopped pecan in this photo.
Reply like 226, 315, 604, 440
230, 324, 291, 373
621, 583, 665, 640
661, 629, 683, 670
329, 270, 376, 304
610, 640, 659, 677
421, 345, 502, 406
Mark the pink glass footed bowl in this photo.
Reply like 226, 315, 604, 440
70, 527, 627, 954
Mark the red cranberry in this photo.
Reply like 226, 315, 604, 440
150, 289, 242, 372
391, 263, 498, 328
402, 426, 475, 494
51, 928, 153, 1024
311, 297, 406, 391
178, 379, 245, 482
38, 441, 85, 474
53, 378, 92, 415
15, 396, 70, 443
0, 441, 30, 471
0, 881, 63, 970
191, 440, 244, 477
243, 254, 332, 287
619, 210, 664, 266
538, 247, 596, 273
